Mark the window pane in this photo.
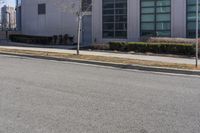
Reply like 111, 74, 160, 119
115, 9, 127, 14
156, 0, 170, 6
141, 23, 155, 30
115, 15, 127, 22
187, 0, 200, 5
156, 7, 170, 13
187, 13, 200, 21
103, 9, 114, 15
141, 1, 155, 7
38, 3, 46, 15
156, 14, 170, 21
141, 14, 155, 22
156, 31, 171, 36
115, 31, 127, 38
141, 8, 154, 13
115, 23, 127, 30
103, 31, 114, 38
103, 16, 114, 22
156, 22, 170, 30
141, 31, 155, 36
187, 22, 200, 30
103, 23, 114, 30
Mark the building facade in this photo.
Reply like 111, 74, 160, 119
18, 0, 199, 44
1, 5, 16, 30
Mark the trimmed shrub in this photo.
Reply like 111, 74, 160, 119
53, 35, 58, 44
9, 34, 53, 45
140, 37, 198, 44
59, 35, 63, 44
63, 34, 68, 45
91, 44, 110, 50
109, 42, 127, 51
109, 42, 195, 56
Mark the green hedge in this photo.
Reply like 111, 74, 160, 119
9, 34, 53, 45
109, 42, 195, 55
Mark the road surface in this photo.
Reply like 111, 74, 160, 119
0, 54, 200, 133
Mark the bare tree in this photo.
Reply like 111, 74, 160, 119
50, 0, 94, 55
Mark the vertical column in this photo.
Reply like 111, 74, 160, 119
92, 0, 102, 43
171, 0, 186, 38
128, 0, 140, 41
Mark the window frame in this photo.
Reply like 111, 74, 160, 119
38, 3, 46, 15
102, 0, 128, 39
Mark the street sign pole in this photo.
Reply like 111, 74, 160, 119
196, 0, 199, 67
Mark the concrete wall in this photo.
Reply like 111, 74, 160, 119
21, 0, 80, 40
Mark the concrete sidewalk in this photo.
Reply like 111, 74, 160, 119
0, 44, 198, 65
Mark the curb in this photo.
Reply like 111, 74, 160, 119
0, 52, 200, 76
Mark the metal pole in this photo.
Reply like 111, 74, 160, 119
196, 0, 199, 67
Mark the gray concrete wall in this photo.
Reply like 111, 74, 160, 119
171, 0, 186, 38
21, 0, 80, 40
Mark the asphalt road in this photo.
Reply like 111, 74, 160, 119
0, 54, 200, 133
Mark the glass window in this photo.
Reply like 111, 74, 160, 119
140, 0, 171, 37
38, 4, 46, 15
103, 0, 127, 38
186, 0, 200, 38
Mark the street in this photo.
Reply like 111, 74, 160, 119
0, 54, 200, 133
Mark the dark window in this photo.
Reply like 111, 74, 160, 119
140, 0, 171, 37
102, 0, 127, 39
82, 0, 92, 12
38, 3, 46, 15
186, 0, 200, 38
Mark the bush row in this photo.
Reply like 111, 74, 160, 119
140, 37, 197, 44
9, 34, 74, 45
9, 34, 53, 45
109, 42, 195, 55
